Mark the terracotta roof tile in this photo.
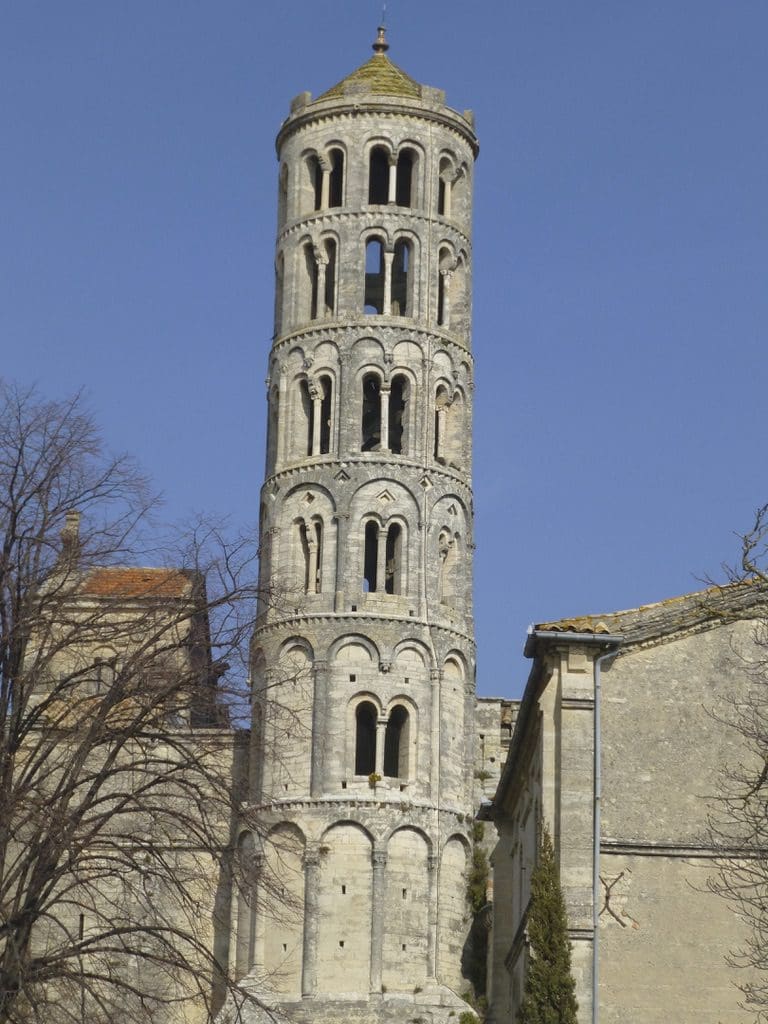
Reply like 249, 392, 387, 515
81, 568, 191, 599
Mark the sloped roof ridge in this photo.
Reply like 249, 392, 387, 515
316, 53, 422, 102
535, 579, 768, 645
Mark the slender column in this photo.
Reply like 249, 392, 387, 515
320, 161, 331, 209
426, 852, 438, 979
387, 157, 397, 203
440, 269, 452, 327
379, 386, 390, 453
444, 174, 453, 218
369, 847, 388, 992
310, 659, 328, 796
376, 526, 389, 594
374, 718, 387, 777
435, 405, 447, 462
383, 251, 394, 316
310, 384, 322, 456
301, 845, 322, 998
306, 528, 318, 592
316, 257, 328, 319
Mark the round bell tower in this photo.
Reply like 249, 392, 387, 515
241, 29, 480, 1023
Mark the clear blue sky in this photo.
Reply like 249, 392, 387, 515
3, 2, 767, 697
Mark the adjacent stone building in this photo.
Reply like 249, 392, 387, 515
486, 584, 766, 1024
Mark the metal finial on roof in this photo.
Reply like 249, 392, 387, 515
372, 24, 389, 54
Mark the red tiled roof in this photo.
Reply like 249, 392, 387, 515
81, 568, 191, 599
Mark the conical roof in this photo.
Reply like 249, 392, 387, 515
316, 27, 422, 102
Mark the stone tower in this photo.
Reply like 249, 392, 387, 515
241, 29, 479, 1023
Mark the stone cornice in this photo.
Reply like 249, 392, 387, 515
253, 611, 476, 652
270, 320, 474, 360
277, 102, 478, 157
277, 208, 471, 251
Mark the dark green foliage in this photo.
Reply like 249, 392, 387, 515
463, 820, 490, 1008
516, 825, 578, 1024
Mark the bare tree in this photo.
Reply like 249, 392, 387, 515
706, 503, 768, 1020
0, 382, 288, 1024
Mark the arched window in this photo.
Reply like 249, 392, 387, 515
299, 379, 313, 456
361, 374, 382, 451
434, 385, 450, 462
439, 530, 460, 606
328, 148, 344, 207
437, 156, 452, 217
388, 375, 408, 454
274, 253, 284, 335
299, 518, 323, 594
396, 149, 415, 207
385, 523, 404, 595
309, 154, 322, 211
266, 383, 279, 472
323, 238, 337, 316
368, 146, 389, 204
391, 239, 411, 316
278, 163, 289, 227
318, 374, 332, 455
363, 521, 379, 592
303, 243, 319, 322
437, 247, 453, 327
302, 376, 333, 457
355, 701, 378, 775
364, 238, 385, 314
384, 704, 410, 778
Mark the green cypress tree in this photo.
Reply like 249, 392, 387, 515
516, 824, 579, 1024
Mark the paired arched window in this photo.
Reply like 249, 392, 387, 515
299, 149, 345, 215
361, 372, 409, 454
298, 518, 323, 594
368, 145, 417, 207
299, 374, 333, 457
353, 700, 412, 780
434, 385, 464, 467
363, 520, 405, 595
301, 239, 338, 322
364, 237, 414, 316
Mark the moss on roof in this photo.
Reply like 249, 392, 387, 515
317, 53, 422, 102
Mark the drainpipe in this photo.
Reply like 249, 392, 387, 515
591, 642, 621, 1024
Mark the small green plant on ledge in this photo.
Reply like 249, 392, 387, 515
368, 772, 382, 788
